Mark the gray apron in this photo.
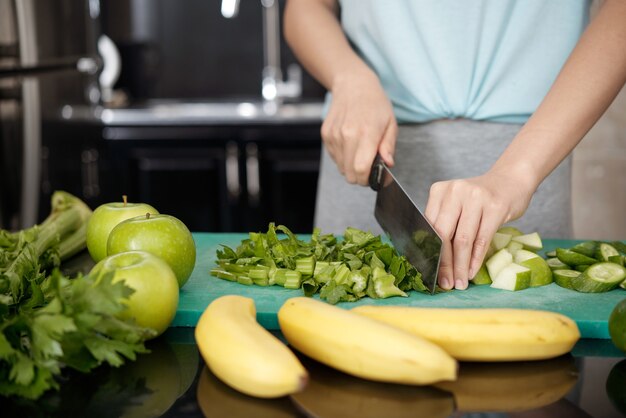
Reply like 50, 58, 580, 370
314, 119, 572, 238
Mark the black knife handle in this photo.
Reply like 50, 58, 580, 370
369, 153, 385, 191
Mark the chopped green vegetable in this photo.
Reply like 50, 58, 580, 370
0, 192, 154, 400
211, 223, 427, 304
571, 262, 626, 293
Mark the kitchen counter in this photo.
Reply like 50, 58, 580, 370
2, 243, 625, 417
57, 99, 324, 126
1, 327, 624, 418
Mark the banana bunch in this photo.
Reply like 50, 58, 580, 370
352, 306, 581, 361
194, 295, 308, 398
278, 297, 458, 385
195, 295, 581, 400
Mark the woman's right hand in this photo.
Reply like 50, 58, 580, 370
322, 68, 397, 185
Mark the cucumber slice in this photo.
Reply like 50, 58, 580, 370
575, 264, 592, 273
511, 232, 543, 251
571, 262, 626, 293
570, 241, 599, 258
556, 248, 598, 267
553, 269, 580, 290
609, 255, 625, 267
610, 241, 626, 255
547, 257, 570, 271
486, 248, 513, 279
491, 263, 531, 291
597, 243, 620, 262
491, 232, 512, 251
471, 264, 492, 285
545, 250, 557, 258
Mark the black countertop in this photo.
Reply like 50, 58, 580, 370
2, 327, 625, 418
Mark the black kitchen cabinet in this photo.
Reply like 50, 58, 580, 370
41, 120, 322, 233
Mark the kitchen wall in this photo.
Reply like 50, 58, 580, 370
572, 87, 626, 240
571, 0, 626, 240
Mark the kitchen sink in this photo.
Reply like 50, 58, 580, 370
60, 99, 324, 126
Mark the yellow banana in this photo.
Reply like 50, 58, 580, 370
351, 306, 580, 361
434, 355, 579, 412
277, 297, 457, 385
195, 295, 308, 398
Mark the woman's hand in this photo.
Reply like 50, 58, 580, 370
322, 68, 397, 185
424, 168, 536, 290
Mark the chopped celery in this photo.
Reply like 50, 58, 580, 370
237, 275, 253, 286
295, 256, 315, 276
211, 223, 428, 304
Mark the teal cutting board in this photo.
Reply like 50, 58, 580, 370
173, 233, 626, 339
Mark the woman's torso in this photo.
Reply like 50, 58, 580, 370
336, 0, 590, 123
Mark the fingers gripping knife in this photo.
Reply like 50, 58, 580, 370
369, 154, 442, 294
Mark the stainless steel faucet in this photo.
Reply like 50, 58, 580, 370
221, 0, 302, 111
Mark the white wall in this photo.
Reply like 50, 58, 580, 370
572, 77, 626, 240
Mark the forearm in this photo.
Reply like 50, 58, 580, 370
491, 0, 626, 190
283, 0, 376, 90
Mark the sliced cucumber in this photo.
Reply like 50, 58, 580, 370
553, 269, 580, 290
491, 263, 531, 291
609, 255, 625, 267
610, 241, 626, 255
547, 257, 570, 271
575, 264, 592, 273
570, 240, 599, 258
471, 264, 492, 285
545, 250, 557, 258
571, 262, 626, 293
511, 232, 543, 252
486, 248, 513, 279
556, 248, 598, 267
597, 243, 620, 262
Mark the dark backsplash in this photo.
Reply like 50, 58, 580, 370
100, 0, 325, 101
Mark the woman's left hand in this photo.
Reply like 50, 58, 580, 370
424, 169, 536, 290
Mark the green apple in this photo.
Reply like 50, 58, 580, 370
470, 263, 492, 285
514, 249, 553, 287
490, 232, 512, 251
486, 248, 513, 280
511, 232, 543, 252
491, 263, 531, 291
107, 213, 196, 288
90, 251, 179, 337
86, 197, 159, 262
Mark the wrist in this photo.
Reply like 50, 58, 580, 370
330, 65, 378, 92
488, 159, 540, 198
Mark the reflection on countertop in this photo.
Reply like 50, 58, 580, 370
58, 99, 324, 126
2, 328, 625, 418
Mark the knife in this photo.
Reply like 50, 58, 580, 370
369, 154, 442, 294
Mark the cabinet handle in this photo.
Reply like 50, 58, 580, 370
245, 143, 261, 207
226, 141, 240, 202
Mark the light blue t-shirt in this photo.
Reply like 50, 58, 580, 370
336, 0, 590, 123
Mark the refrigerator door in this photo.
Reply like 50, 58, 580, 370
0, 0, 100, 230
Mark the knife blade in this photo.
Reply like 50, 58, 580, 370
369, 154, 442, 294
